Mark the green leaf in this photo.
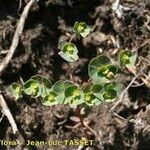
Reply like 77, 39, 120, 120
58, 42, 79, 62
58, 41, 66, 50
84, 83, 102, 93
53, 80, 73, 104
53, 80, 72, 94
92, 84, 103, 101
23, 79, 40, 98
65, 85, 79, 97
31, 75, 52, 98
10, 83, 22, 100
119, 50, 137, 67
84, 93, 97, 106
83, 83, 103, 106
58, 51, 78, 62
80, 27, 90, 37
104, 82, 116, 91
88, 55, 117, 83
73, 21, 90, 38
103, 89, 117, 101
103, 82, 120, 102
42, 92, 58, 106
64, 85, 84, 108
93, 84, 103, 92
89, 55, 110, 76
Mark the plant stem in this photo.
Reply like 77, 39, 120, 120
69, 33, 76, 43
81, 78, 92, 88
68, 63, 76, 84
75, 105, 84, 124
67, 33, 76, 83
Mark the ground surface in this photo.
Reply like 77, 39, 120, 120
0, 0, 150, 150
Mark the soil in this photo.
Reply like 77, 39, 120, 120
0, 0, 150, 150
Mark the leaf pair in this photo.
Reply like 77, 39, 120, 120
10, 75, 54, 105
88, 55, 118, 83
103, 82, 120, 102
73, 21, 90, 39
119, 50, 137, 67
64, 85, 84, 108
29, 75, 58, 106
83, 83, 103, 106
52, 81, 84, 108
10, 83, 22, 100
52, 80, 73, 104
83, 82, 120, 105
30, 75, 52, 98
58, 42, 79, 62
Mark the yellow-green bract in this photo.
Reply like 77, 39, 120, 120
73, 21, 90, 39
58, 42, 79, 62
119, 50, 137, 67
10, 83, 22, 100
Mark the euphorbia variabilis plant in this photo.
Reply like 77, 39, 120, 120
10, 22, 137, 108
58, 21, 90, 62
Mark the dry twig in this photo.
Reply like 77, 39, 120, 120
112, 0, 131, 18
0, 113, 5, 123
0, 94, 18, 134
111, 66, 146, 111
0, 0, 37, 76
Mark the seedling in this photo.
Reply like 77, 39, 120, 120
58, 22, 90, 62
10, 51, 135, 108
10, 22, 137, 109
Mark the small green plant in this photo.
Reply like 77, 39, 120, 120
10, 21, 137, 108
58, 21, 90, 62
10, 51, 136, 108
